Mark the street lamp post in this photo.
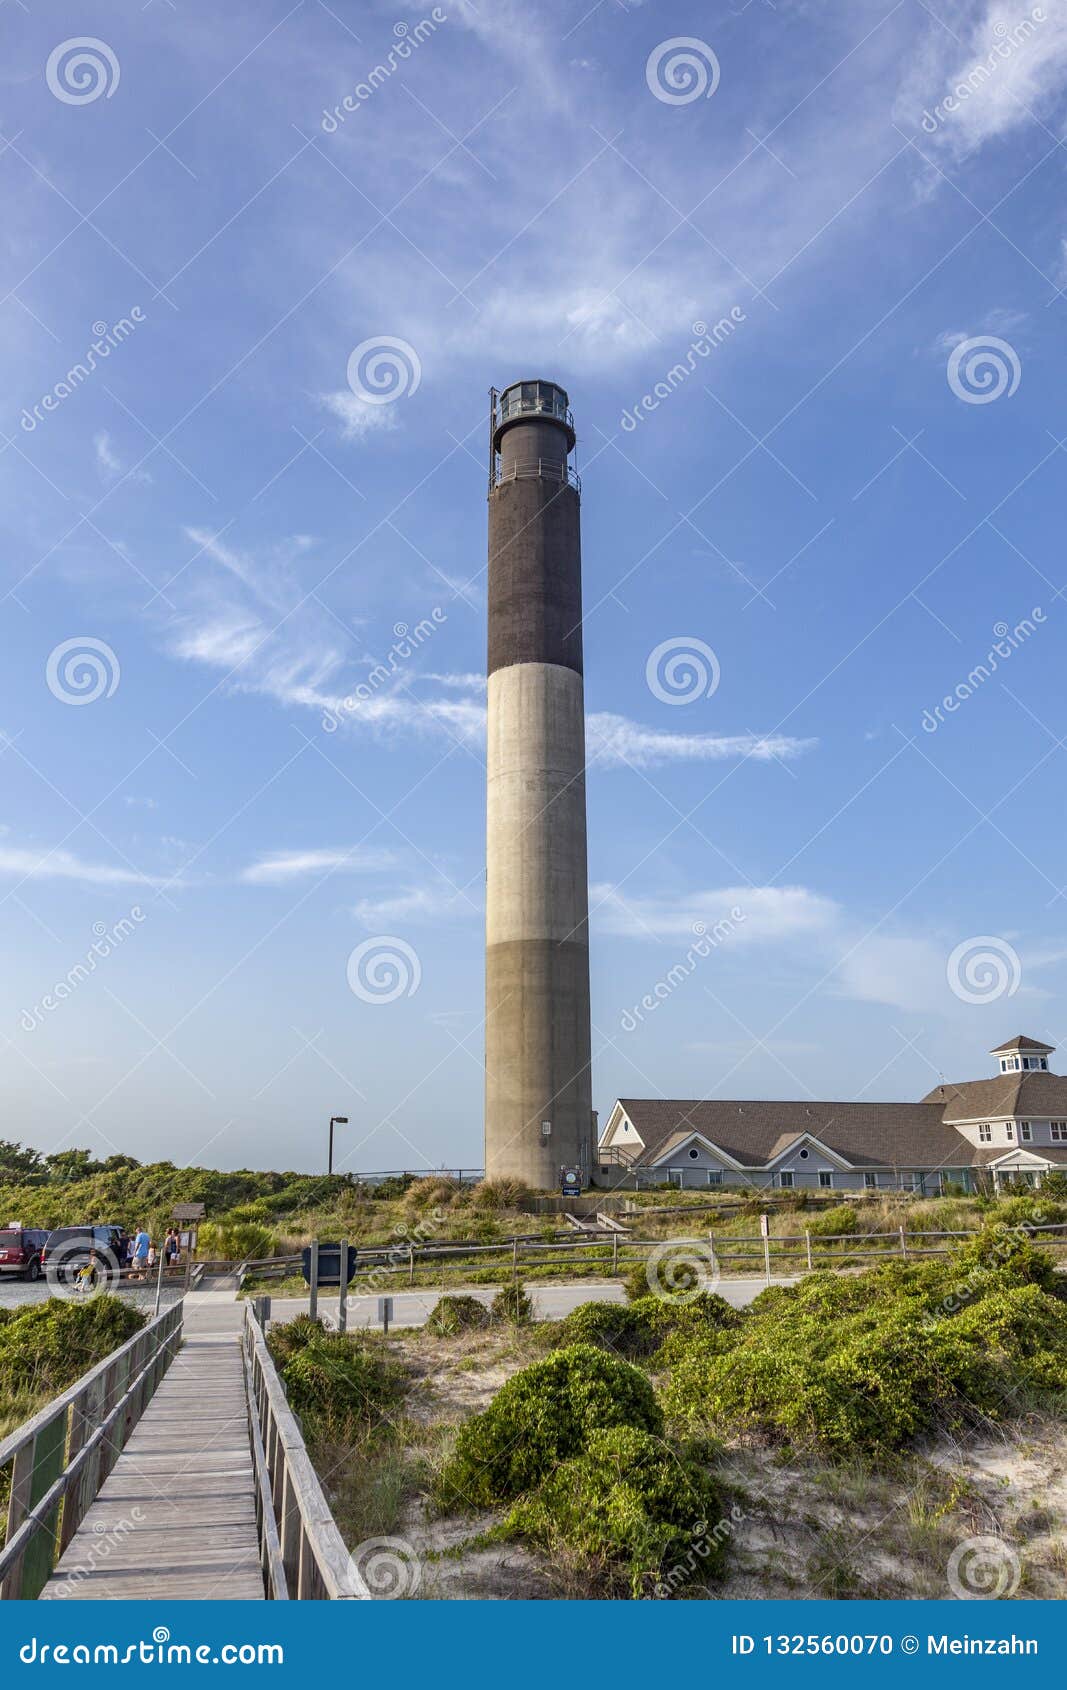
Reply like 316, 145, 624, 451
328, 1115, 349, 1177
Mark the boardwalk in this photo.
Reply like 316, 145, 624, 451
41, 1293, 263, 1600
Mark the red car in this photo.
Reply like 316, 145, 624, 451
0, 1225, 50, 1280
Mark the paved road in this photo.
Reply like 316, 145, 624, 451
264, 1276, 795, 1331
0, 1279, 184, 1312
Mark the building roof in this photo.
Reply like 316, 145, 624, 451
989, 1034, 1054, 1054
611, 1098, 967, 1170
921, 1071, 1067, 1121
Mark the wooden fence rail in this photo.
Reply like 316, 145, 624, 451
240, 1304, 366, 1600
0, 1303, 183, 1600
231, 1220, 1067, 1296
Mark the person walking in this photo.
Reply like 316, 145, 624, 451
131, 1224, 150, 1280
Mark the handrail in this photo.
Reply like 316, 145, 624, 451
493, 457, 581, 493
240, 1305, 366, 1600
0, 1301, 183, 1600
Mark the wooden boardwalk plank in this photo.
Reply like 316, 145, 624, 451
40, 1294, 264, 1602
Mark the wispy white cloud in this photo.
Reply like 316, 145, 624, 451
897, 3, 1067, 161
587, 714, 817, 769
352, 883, 480, 925
594, 882, 839, 943
0, 845, 159, 887
318, 390, 399, 443
240, 846, 397, 885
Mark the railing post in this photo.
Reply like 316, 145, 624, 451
308, 1240, 319, 1321
805, 1230, 813, 1271
899, 1225, 908, 1259
337, 1240, 348, 1334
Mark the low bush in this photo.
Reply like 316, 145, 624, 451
554, 1301, 659, 1359
660, 1239, 1067, 1458
425, 1295, 492, 1337
556, 1293, 743, 1361
267, 1314, 327, 1366
436, 1344, 662, 1510
804, 1204, 859, 1238
280, 1332, 404, 1438
197, 1219, 275, 1261
507, 1426, 728, 1597
0, 1297, 144, 1400
492, 1285, 533, 1324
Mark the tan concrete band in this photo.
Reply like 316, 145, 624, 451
485, 662, 589, 947
484, 661, 592, 1182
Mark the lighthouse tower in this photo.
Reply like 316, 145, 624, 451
483, 380, 593, 1188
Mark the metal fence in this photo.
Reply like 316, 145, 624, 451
0, 1302, 183, 1600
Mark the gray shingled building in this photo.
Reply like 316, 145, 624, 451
594, 1036, 1067, 1194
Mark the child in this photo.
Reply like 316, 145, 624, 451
75, 1249, 98, 1295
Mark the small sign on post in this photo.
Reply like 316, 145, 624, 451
760, 1213, 771, 1285
378, 1296, 393, 1335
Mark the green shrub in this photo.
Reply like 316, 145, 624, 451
507, 1426, 728, 1597
426, 1295, 492, 1336
197, 1219, 274, 1261
623, 1262, 652, 1302
952, 1285, 1067, 1396
280, 1332, 403, 1436
993, 1194, 1065, 1228
952, 1224, 1058, 1294
267, 1314, 327, 1367
804, 1204, 858, 1238
437, 1344, 662, 1510
492, 1285, 533, 1324
0, 1297, 144, 1399
556, 1293, 742, 1361
555, 1300, 659, 1359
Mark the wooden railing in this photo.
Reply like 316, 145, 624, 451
0, 1302, 183, 1600
240, 1305, 366, 1600
232, 1219, 1067, 1295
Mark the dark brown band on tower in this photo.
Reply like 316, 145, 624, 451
487, 478, 584, 677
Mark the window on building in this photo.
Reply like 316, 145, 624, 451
912, 1173, 926, 1193
706, 1170, 722, 1187
819, 1171, 833, 1188
779, 1171, 794, 1188
1052, 1122, 1067, 1142
1020, 1122, 1032, 1142
798, 1147, 810, 1160
1040, 1057, 1049, 1070
864, 1173, 877, 1189
978, 1123, 992, 1143
1005, 1122, 1015, 1140
669, 1169, 683, 1187
688, 1146, 700, 1160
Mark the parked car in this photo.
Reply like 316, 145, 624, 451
41, 1225, 128, 1283
0, 1225, 50, 1280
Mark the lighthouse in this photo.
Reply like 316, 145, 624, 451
483, 380, 593, 1188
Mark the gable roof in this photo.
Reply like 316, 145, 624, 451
921, 1071, 1067, 1121
989, 1034, 1054, 1054
611, 1098, 965, 1170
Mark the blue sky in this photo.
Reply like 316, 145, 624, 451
2, 0, 1067, 1176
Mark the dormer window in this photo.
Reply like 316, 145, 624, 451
1005, 1122, 1014, 1141
978, 1123, 992, 1143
